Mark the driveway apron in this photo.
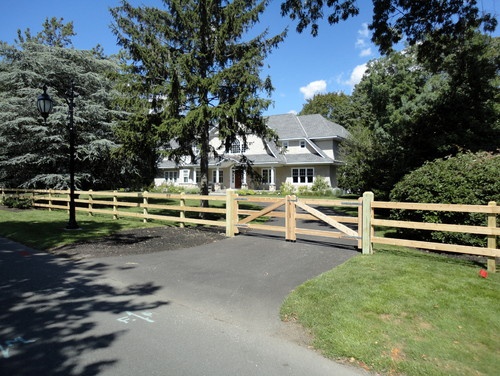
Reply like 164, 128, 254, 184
1, 228, 368, 375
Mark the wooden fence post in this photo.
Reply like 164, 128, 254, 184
88, 189, 93, 216
113, 190, 118, 220
48, 189, 53, 211
225, 189, 237, 237
362, 191, 374, 255
179, 192, 185, 228
487, 201, 497, 273
143, 191, 148, 223
285, 195, 297, 242
357, 196, 363, 249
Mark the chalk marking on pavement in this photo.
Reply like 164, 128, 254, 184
1, 337, 37, 358
117, 311, 154, 324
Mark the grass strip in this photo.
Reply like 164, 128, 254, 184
0, 209, 162, 250
281, 247, 500, 376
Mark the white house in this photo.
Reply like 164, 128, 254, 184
155, 113, 349, 191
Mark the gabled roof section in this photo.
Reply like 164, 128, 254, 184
266, 113, 349, 140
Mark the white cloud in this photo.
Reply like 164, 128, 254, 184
299, 80, 327, 100
337, 64, 368, 90
355, 23, 373, 58
358, 22, 369, 38
355, 38, 366, 48
346, 64, 367, 86
360, 48, 372, 57
288, 109, 298, 115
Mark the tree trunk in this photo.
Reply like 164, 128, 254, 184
199, 122, 210, 215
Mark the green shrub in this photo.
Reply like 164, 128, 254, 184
236, 188, 257, 195
296, 185, 311, 196
311, 175, 330, 194
151, 183, 186, 194
184, 187, 201, 194
331, 187, 343, 197
279, 181, 295, 195
390, 151, 500, 246
2, 195, 33, 209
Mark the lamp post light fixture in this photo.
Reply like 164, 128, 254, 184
37, 82, 80, 230
37, 84, 53, 123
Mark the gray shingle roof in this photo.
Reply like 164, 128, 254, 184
158, 114, 347, 169
266, 114, 349, 140
283, 153, 334, 164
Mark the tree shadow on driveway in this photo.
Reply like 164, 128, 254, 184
0, 237, 168, 376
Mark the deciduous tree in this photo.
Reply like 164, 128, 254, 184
280, 0, 497, 57
299, 92, 353, 126
339, 33, 499, 197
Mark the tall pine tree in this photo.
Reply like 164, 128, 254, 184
110, 0, 285, 195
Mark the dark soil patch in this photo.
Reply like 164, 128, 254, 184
50, 226, 226, 259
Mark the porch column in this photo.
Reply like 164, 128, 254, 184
242, 169, 247, 188
215, 167, 221, 191
270, 167, 276, 192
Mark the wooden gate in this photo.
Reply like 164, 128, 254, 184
231, 194, 361, 247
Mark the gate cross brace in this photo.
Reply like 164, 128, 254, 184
237, 199, 285, 225
294, 201, 359, 238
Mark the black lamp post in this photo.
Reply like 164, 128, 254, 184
37, 82, 80, 230
37, 85, 53, 123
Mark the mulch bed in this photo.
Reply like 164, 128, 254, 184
49, 226, 227, 259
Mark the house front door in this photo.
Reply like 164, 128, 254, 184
234, 170, 242, 189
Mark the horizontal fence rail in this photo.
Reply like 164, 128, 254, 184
363, 192, 499, 272
1, 188, 498, 272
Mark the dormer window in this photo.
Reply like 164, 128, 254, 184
300, 140, 306, 148
230, 139, 246, 154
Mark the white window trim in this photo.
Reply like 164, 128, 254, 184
229, 139, 247, 154
181, 169, 190, 183
262, 168, 272, 184
164, 171, 178, 182
291, 167, 314, 184
212, 169, 223, 183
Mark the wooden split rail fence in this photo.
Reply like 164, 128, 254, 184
1, 188, 498, 272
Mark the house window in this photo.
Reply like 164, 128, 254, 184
300, 140, 306, 148
262, 168, 272, 184
164, 171, 178, 182
181, 169, 190, 183
212, 170, 223, 183
292, 168, 314, 183
230, 139, 247, 154
282, 141, 289, 149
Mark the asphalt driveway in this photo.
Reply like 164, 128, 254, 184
1, 231, 368, 375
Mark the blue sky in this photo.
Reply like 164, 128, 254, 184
0, 0, 497, 115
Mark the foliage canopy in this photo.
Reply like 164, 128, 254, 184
338, 33, 499, 197
280, 0, 497, 57
390, 151, 500, 246
0, 20, 124, 189
111, 0, 285, 195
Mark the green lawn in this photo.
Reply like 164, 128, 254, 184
2, 206, 498, 375
0, 209, 162, 250
281, 247, 500, 376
